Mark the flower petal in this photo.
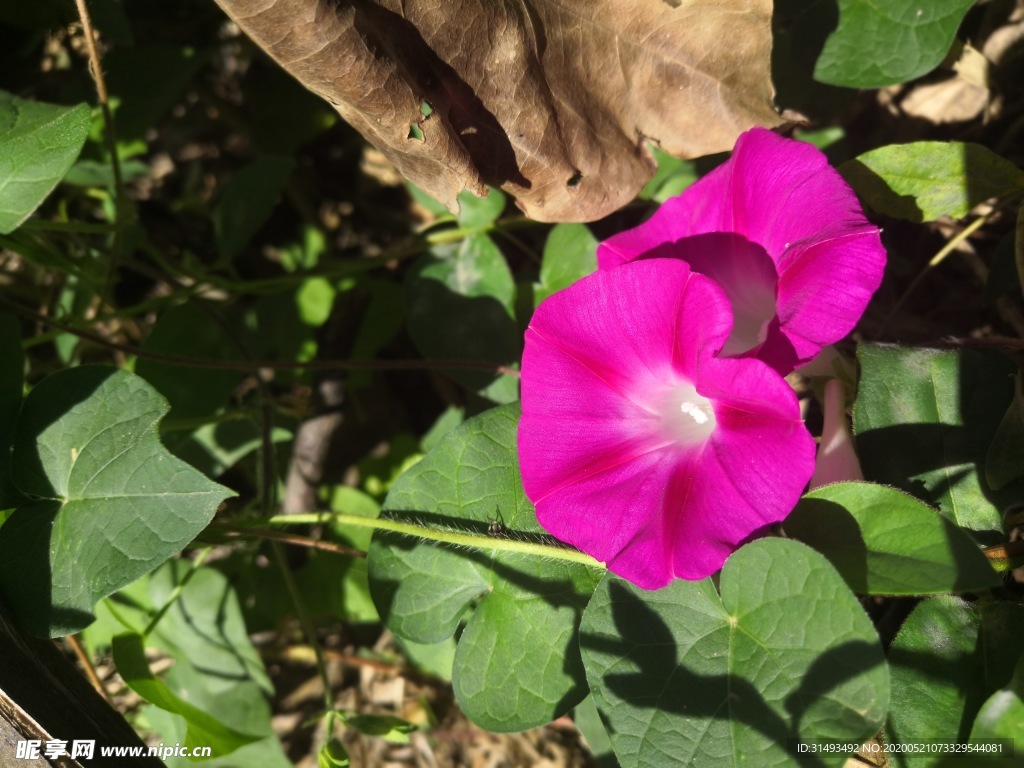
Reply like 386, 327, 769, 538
774, 228, 886, 360
671, 357, 817, 579
519, 259, 731, 506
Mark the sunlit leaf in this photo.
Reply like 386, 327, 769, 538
0, 367, 233, 636
0, 91, 90, 233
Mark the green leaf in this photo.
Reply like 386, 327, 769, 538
573, 695, 618, 768
0, 91, 90, 233
580, 539, 888, 768
213, 155, 295, 259
637, 147, 697, 203
368, 404, 601, 732
814, 0, 975, 88
0, 367, 233, 636
971, 652, 1024, 742
839, 143, 1024, 223
533, 223, 598, 306
456, 187, 506, 229
135, 301, 245, 422
888, 598, 1024, 763
853, 344, 1020, 533
318, 738, 351, 768
113, 633, 262, 759
406, 235, 520, 403
986, 372, 1024, 491
784, 482, 999, 595
147, 562, 273, 694
346, 714, 416, 744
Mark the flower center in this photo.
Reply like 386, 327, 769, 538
653, 381, 717, 445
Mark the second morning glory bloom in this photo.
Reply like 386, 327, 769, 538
598, 128, 886, 375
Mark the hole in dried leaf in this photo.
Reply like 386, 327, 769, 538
408, 123, 424, 141
420, 101, 433, 117
566, 171, 583, 188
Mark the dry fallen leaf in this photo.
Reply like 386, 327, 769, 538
214, 0, 780, 222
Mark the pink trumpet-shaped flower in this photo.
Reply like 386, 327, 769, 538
598, 128, 886, 375
518, 258, 816, 589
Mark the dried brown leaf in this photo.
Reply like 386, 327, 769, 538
215, 0, 780, 222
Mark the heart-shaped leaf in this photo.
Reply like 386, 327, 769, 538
815, 0, 976, 88
367, 404, 602, 731
784, 482, 999, 595
580, 538, 889, 768
0, 367, 233, 637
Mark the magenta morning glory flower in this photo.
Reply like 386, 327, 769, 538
518, 258, 816, 589
597, 128, 886, 375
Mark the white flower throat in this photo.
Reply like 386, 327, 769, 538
654, 382, 716, 444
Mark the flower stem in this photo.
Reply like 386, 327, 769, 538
248, 512, 606, 570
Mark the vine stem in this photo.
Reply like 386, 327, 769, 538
881, 213, 990, 331
1, 298, 519, 377
272, 541, 334, 712
250, 512, 606, 570
211, 522, 366, 558
65, 633, 114, 705
74, 0, 126, 291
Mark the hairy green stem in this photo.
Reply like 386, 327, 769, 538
259, 512, 606, 569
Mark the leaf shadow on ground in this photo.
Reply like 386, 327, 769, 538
579, 580, 885, 768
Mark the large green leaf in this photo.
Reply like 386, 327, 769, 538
368, 404, 601, 732
839, 143, 1024, 223
814, 0, 975, 88
784, 482, 999, 595
887, 597, 1024, 766
405, 236, 520, 403
580, 539, 888, 768
0, 90, 90, 233
853, 344, 1020, 534
113, 632, 262, 759
0, 367, 233, 636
